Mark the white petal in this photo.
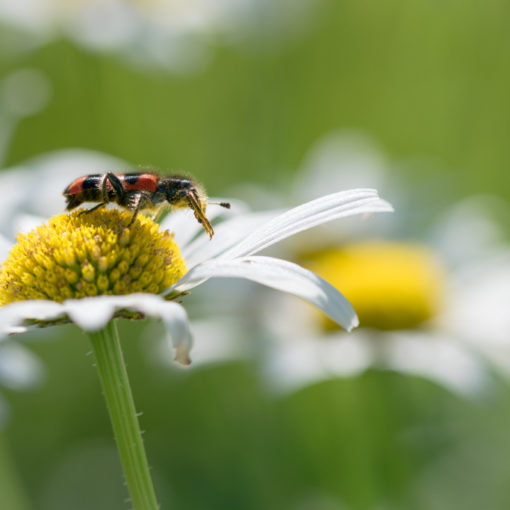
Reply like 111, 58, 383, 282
0, 300, 65, 336
221, 188, 393, 258
13, 212, 47, 235
430, 195, 509, 266
383, 331, 491, 397
64, 296, 123, 331
182, 210, 277, 267
23, 148, 129, 218
64, 293, 177, 331
161, 198, 247, 250
263, 334, 372, 395
185, 318, 249, 366
0, 232, 13, 262
439, 251, 510, 375
0, 166, 35, 237
0, 342, 44, 390
263, 329, 491, 398
294, 131, 388, 200
63, 294, 192, 365
0, 149, 128, 234
155, 300, 193, 366
174, 256, 359, 331
160, 209, 206, 248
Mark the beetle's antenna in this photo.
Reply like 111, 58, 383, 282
208, 200, 231, 209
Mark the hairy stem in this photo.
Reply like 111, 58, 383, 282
89, 321, 159, 510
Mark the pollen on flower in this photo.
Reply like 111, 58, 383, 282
0, 209, 187, 305
305, 241, 445, 331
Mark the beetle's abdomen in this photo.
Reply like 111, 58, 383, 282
63, 174, 106, 210
63, 174, 103, 196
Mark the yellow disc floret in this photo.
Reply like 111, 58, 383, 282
305, 241, 445, 331
0, 209, 187, 305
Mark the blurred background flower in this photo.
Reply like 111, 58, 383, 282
0, 0, 321, 74
237, 132, 509, 398
2, 1, 510, 509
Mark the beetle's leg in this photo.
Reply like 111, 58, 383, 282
126, 191, 152, 227
79, 202, 107, 215
150, 204, 168, 223
99, 174, 109, 203
185, 191, 214, 239
79, 172, 123, 216
105, 172, 124, 201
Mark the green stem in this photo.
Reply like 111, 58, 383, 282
89, 321, 159, 510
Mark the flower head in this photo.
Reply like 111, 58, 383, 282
304, 241, 445, 331
0, 209, 186, 304
0, 151, 393, 366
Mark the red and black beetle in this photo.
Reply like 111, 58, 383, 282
63, 172, 230, 238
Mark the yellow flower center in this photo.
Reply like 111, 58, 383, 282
0, 210, 187, 305
305, 241, 445, 330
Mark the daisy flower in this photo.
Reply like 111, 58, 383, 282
0, 148, 392, 509
0, 178, 393, 365
234, 131, 510, 398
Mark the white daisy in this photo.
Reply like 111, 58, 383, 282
234, 131, 510, 397
0, 147, 394, 509
0, 149, 393, 365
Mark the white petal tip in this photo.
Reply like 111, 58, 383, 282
345, 318, 360, 333
380, 199, 394, 212
366, 198, 394, 213
8, 327, 28, 335
174, 345, 192, 366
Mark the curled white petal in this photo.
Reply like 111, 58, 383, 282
221, 188, 393, 259
174, 255, 358, 331
0, 300, 65, 337
63, 294, 192, 365
143, 298, 193, 366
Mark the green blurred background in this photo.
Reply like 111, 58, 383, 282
1, 1, 510, 509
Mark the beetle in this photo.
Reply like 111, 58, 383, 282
63, 172, 230, 238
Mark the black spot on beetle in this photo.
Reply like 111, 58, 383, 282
82, 175, 102, 189
123, 174, 142, 185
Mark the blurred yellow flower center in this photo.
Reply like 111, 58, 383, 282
305, 241, 445, 330
0, 210, 187, 305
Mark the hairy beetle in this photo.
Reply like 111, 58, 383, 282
63, 172, 230, 238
